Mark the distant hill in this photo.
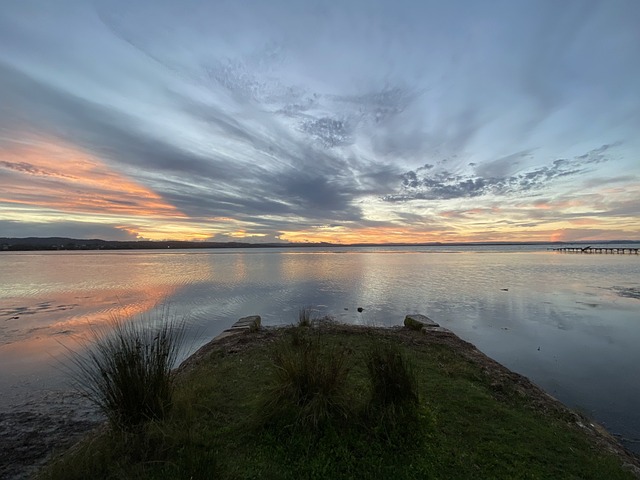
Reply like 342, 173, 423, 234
0, 237, 280, 251
1, 237, 638, 252
0, 237, 305, 251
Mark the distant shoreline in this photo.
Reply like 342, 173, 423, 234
2, 237, 639, 252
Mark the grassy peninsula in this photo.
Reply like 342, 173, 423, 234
39, 321, 639, 479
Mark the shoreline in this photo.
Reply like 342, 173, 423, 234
180, 316, 640, 475
5, 315, 640, 479
3, 237, 640, 253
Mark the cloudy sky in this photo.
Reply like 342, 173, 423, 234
1, 0, 639, 243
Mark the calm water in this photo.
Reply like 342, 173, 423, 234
1, 245, 639, 452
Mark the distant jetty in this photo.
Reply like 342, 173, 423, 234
549, 246, 639, 254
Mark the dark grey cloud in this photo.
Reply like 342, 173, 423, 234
384, 145, 617, 202
605, 198, 640, 218
0, 220, 138, 241
0, 62, 237, 180
0, 59, 391, 227
1, 0, 639, 240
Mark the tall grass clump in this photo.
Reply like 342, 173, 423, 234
366, 342, 419, 415
68, 312, 186, 431
297, 306, 312, 327
261, 337, 351, 430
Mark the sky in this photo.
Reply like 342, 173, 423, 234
1, 0, 639, 243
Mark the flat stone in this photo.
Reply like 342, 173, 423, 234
232, 315, 261, 330
404, 314, 439, 330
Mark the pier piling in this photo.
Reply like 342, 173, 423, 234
548, 246, 639, 254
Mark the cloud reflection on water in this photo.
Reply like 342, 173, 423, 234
0, 247, 639, 451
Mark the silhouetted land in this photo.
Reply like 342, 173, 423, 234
2, 237, 638, 252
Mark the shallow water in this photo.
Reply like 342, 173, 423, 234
1, 245, 639, 455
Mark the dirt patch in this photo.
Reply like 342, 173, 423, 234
0, 391, 101, 480
0, 409, 100, 480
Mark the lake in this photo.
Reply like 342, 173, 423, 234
1, 245, 639, 454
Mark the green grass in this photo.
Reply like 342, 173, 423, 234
41, 325, 637, 480
260, 332, 351, 429
365, 341, 420, 436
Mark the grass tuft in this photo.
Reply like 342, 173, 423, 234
366, 342, 419, 413
261, 335, 351, 430
297, 306, 312, 327
67, 311, 186, 431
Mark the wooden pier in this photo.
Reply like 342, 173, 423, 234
548, 246, 639, 254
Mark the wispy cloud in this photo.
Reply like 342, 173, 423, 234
0, 0, 639, 241
0, 138, 182, 216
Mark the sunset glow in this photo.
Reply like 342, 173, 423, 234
1, 1, 638, 243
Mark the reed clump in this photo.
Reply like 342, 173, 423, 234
364, 341, 421, 439
297, 306, 312, 327
261, 335, 351, 430
366, 341, 418, 411
69, 313, 186, 431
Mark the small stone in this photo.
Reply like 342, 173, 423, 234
234, 315, 261, 330
219, 315, 262, 338
357, 307, 364, 313
404, 314, 439, 330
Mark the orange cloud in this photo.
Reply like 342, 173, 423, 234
529, 197, 597, 211
281, 215, 640, 244
0, 137, 182, 218
116, 224, 215, 241
280, 225, 456, 244
568, 218, 604, 227
549, 231, 565, 242
2, 137, 638, 245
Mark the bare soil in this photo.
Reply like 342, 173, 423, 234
0, 392, 100, 480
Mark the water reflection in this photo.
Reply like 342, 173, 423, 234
0, 251, 219, 409
0, 247, 639, 452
